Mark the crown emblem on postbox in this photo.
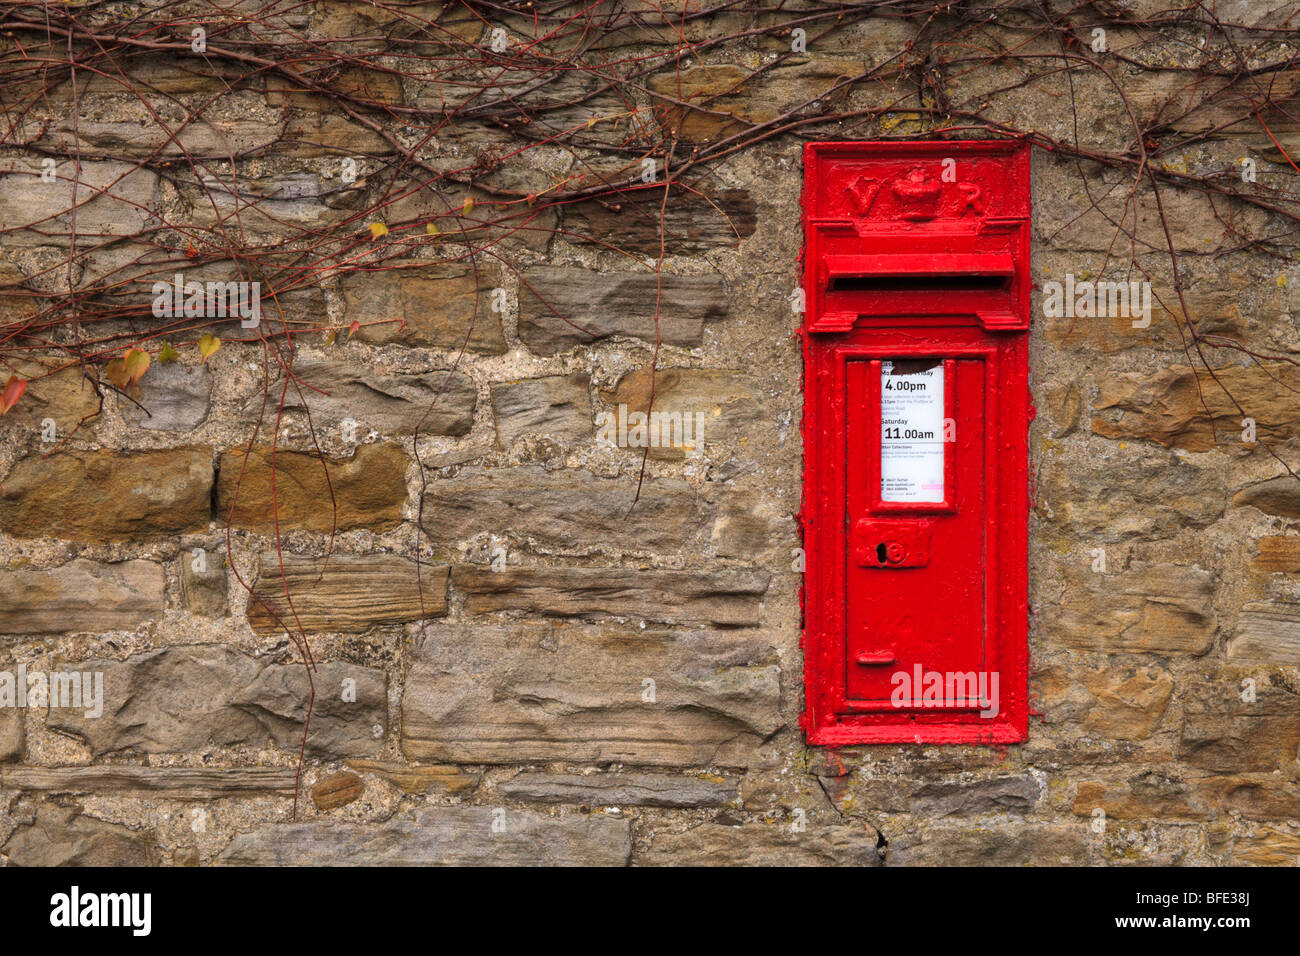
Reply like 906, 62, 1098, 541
843, 166, 982, 222
891, 167, 943, 220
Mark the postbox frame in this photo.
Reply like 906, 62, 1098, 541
799, 140, 1031, 746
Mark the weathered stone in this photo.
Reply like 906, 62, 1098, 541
1233, 475, 1300, 518
1029, 663, 1097, 728
1232, 828, 1300, 866
47, 645, 262, 755
0, 359, 101, 434
179, 552, 228, 617
0, 559, 164, 634
491, 373, 592, 447
836, 774, 1040, 817
182, 172, 360, 238
1250, 537, 1300, 573
230, 660, 388, 757
1038, 454, 1222, 541
44, 90, 280, 159
423, 467, 705, 555
387, 178, 558, 252
280, 111, 395, 159
1127, 67, 1300, 164
0, 448, 212, 541
1035, 159, 1271, 254
401, 621, 781, 766
887, 823, 1090, 866
311, 771, 364, 810
650, 60, 866, 142
410, 58, 626, 133
1042, 382, 1082, 437
247, 553, 447, 634
217, 443, 407, 534
1051, 564, 1216, 655
3, 803, 157, 866
1179, 683, 1300, 773
308, 1, 483, 48
216, 805, 630, 866
0, 159, 159, 247
454, 567, 771, 626
119, 363, 211, 431
739, 772, 836, 814
344, 759, 480, 795
1080, 666, 1175, 740
518, 267, 728, 354
598, 366, 767, 460
710, 493, 778, 558
560, 188, 756, 255
0, 708, 22, 763
46, 645, 385, 759
1093, 363, 1300, 451
0, 766, 297, 797
266, 66, 403, 110
1073, 774, 1209, 821
909, 775, 1043, 817
1042, 287, 1244, 354
498, 771, 738, 808
639, 822, 881, 866
265, 355, 476, 436
1196, 776, 1300, 821
1228, 603, 1300, 664
345, 262, 505, 352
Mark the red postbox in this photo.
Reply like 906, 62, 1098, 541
800, 140, 1030, 745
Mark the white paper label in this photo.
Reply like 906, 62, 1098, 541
880, 360, 945, 502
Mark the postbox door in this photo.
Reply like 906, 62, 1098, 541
844, 355, 988, 707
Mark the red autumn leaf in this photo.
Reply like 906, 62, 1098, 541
0, 375, 27, 416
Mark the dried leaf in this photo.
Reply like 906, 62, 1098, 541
368, 222, 389, 239
105, 358, 129, 391
198, 333, 221, 362
123, 347, 150, 385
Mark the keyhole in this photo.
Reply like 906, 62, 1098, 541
876, 543, 888, 564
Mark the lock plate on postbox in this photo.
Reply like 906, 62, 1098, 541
852, 519, 932, 568
800, 140, 1030, 747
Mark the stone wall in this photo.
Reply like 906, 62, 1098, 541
1, 0, 1299, 866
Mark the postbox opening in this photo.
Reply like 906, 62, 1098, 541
828, 274, 1009, 293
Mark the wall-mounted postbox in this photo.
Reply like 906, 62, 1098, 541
800, 141, 1030, 745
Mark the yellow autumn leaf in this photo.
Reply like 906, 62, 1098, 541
198, 333, 221, 362
159, 341, 181, 364
123, 347, 150, 385
368, 222, 388, 239
426, 222, 439, 236
462, 197, 474, 215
